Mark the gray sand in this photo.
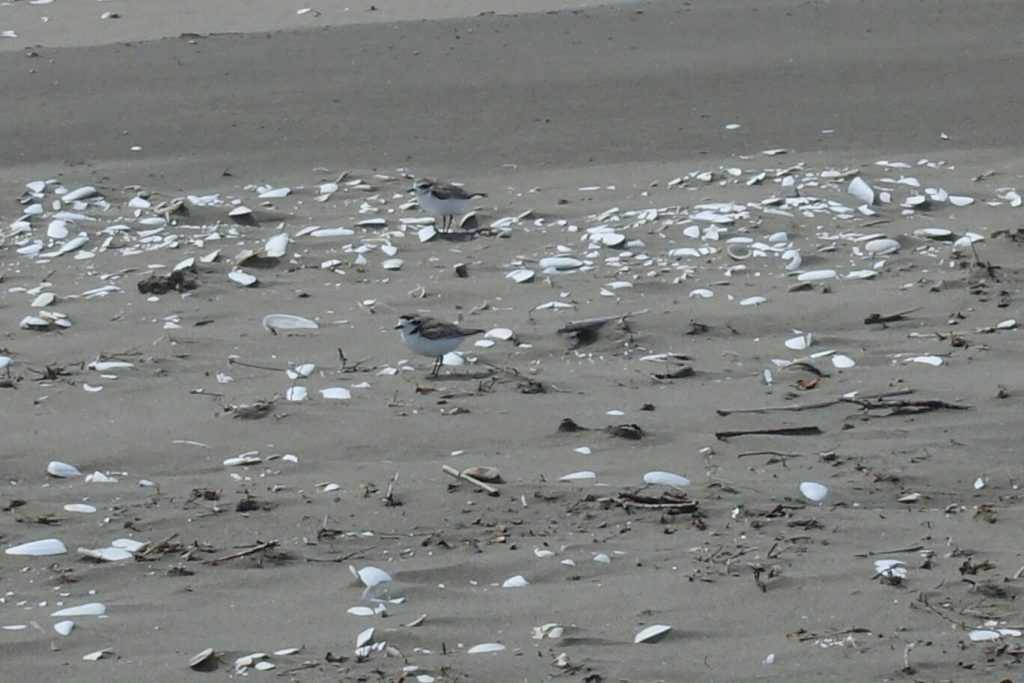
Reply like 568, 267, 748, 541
2, 1, 1023, 681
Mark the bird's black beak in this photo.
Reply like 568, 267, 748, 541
394, 322, 403, 329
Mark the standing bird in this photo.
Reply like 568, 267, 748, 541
410, 178, 486, 233
395, 314, 485, 377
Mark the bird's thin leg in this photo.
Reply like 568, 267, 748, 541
430, 356, 442, 377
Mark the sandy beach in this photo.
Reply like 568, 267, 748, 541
2, 1, 1024, 681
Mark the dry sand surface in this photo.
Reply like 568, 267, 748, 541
2, 1, 1024, 681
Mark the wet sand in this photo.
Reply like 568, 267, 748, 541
2, 1, 1024, 681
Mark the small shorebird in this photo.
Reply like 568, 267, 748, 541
411, 178, 485, 233
395, 314, 484, 377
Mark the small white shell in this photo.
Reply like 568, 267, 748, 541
785, 333, 813, 351
506, 269, 535, 284
643, 471, 691, 487
78, 546, 133, 562
5, 538, 68, 557
907, 355, 943, 367
634, 624, 672, 644
485, 327, 515, 340
796, 269, 837, 281
62, 186, 98, 202
381, 258, 404, 271
502, 575, 529, 588
559, 471, 596, 482
864, 238, 900, 255
51, 602, 106, 617
539, 257, 583, 271
356, 627, 375, 648
262, 314, 318, 333
320, 387, 352, 400
47, 460, 81, 478
948, 195, 974, 207
228, 269, 258, 287
848, 177, 875, 205
54, 620, 75, 636
31, 292, 56, 308
64, 503, 97, 514
467, 643, 506, 654
417, 225, 437, 242
286, 386, 308, 402
739, 296, 766, 306
172, 257, 195, 272
351, 565, 392, 588
264, 233, 289, 258
799, 481, 828, 502
831, 354, 855, 369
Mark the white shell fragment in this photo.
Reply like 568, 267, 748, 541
51, 602, 106, 617
643, 471, 691, 487
467, 643, 506, 654
800, 482, 828, 502
864, 238, 900, 255
507, 269, 535, 284
229, 269, 258, 287
848, 177, 875, 205
47, 460, 82, 478
262, 314, 319, 332
559, 471, 597, 482
54, 620, 75, 636
320, 387, 352, 400
264, 233, 290, 258
502, 575, 529, 588
634, 624, 672, 644
351, 565, 392, 588
5, 538, 68, 556
796, 269, 837, 282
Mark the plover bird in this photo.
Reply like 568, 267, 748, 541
411, 178, 485, 233
395, 314, 484, 377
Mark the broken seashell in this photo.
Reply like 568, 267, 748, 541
506, 269, 535, 284
799, 481, 828, 502
848, 177, 875, 205
643, 471, 690, 487
864, 238, 900, 255
796, 269, 837, 282
559, 470, 596, 482
51, 602, 106, 617
351, 565, 392, 588
47, 460, 81, 478
189, 648, 216, 670
320, 387, 351, 400
462, 466, 502, 482
467, 643, 506, 654
381, 258, 404, 271
539, 257, 583, 271
54, 620, 75, 636
502, 575, 529, 588
5, 538, 68, 556
634, 624, 672, 644
262, 314, 319, 333
264, 233, 289, 258
228, 269, 258, 287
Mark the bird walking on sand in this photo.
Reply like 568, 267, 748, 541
395, 314, 484, 377
411, 178, 485, 233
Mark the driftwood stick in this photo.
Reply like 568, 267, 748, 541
556, 309, 649, 334
442, 465, 499, 496
716, 426, 822, 441
716, 389, 914, 416
205, 540, 278, 564
135, 532, 179, 559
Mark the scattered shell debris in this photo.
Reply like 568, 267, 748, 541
1, 156, 1019, 681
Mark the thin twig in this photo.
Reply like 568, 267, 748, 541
205, 540, 278, 564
